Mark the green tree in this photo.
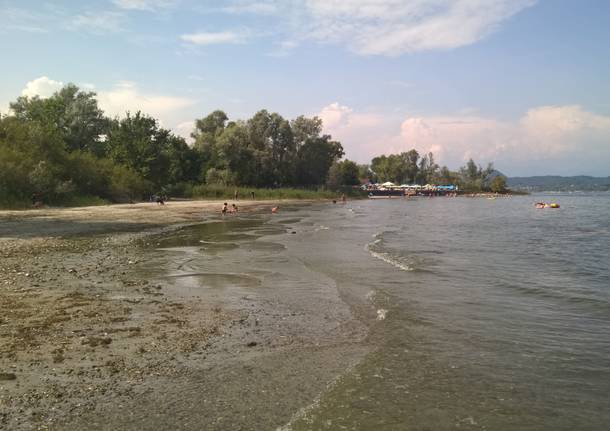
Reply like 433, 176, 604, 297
216, 121, 256, 185
106, 112, 191, 190
291, 116, 323, 149
296, 136, 344, 186
327, 159, 360, 189
490, 175, 508, 193
10, 84, 108, 155
417, 152, 439, 184
459, 159, 495, 191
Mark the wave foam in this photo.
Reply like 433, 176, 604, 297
366, 232, 415, 272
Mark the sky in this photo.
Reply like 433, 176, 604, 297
1, 0, 609, 176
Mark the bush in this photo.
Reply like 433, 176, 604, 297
188, 185, 363, 200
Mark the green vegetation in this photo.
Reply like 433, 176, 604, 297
367, 151, 507, 193
0, 85, 354, 208
188, 185, 362, 200
0, 83, 512, 209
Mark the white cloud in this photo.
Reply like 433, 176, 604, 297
180, 31, 245, 45
111, 0, 178, 11
21, 76, 65, 98
218, 0, 536, 56
318, 102, 353, 129
97, 81, 196, 126
173, 121, 195, 142
318, 103, 610, 176
68, 11, 125, 34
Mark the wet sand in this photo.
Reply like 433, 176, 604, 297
0, 200, 369, 430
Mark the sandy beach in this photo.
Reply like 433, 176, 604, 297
1, 199, 369, 430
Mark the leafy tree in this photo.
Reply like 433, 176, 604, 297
205, 168, 234, 186
459, 158, 495, 191
296, 136, 344, 186
434, 165, 459, 185
291, 115, 323, 149
327, 159, 360, 189
105, 112, 192, 190
10, 84, 108, 155
357, 164, 374, 183
490, 175, 508, 193
371, 151, 420, 184
417, 152, 439, 184
245, 110, 297, 186
216, 122, 256, 185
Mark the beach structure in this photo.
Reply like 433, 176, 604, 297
365, 182, 458, 198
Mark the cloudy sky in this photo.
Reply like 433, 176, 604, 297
1, 0, 609, 176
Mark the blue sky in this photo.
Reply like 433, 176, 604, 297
1, 0, 609, 176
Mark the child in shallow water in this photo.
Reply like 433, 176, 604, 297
221, 202, 228, 215
230, 204, 238, 214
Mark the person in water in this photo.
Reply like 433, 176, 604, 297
230, 204, 238, 214
271, 206, 278, 213
221, 202, 228, 215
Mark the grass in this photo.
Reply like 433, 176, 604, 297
188, 185, 365, 200
0, 194, 110, 210
0, 186, 366, 209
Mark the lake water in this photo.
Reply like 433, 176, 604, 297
138, 194, 610, 430
280, 194, 610, 430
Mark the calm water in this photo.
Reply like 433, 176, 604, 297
134, 194, 610, 430
280, 194, 610, 430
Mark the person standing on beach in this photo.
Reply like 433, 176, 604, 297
234, 189, 239, 200
341, 193, 346, 203
251, 191, 255, 200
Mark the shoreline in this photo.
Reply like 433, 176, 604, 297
0, 199, 369, 430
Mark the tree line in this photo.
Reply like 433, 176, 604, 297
366, 151, 507, 192
0, 84, 506, 207
0, 85, 353, 207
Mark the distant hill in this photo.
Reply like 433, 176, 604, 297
507, 176, 610, 191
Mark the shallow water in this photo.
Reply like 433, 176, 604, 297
284, 194, 610, 430
135, 195, 609, 430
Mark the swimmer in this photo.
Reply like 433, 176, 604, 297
271, 206, 279, 213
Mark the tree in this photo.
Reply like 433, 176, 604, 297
296, 136, 344, 186
192, 110, 228, 147
417, 152, 439, 184
245, 110, 297, 186
291, 116, 323, 149
10, 84, 108, 155
216, 122, 256, 185
459, 159, 495, 191
105, 112, 192, 190
370, 151, 420, 184
490, 175, 508, 193
327, 159, 360, 189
